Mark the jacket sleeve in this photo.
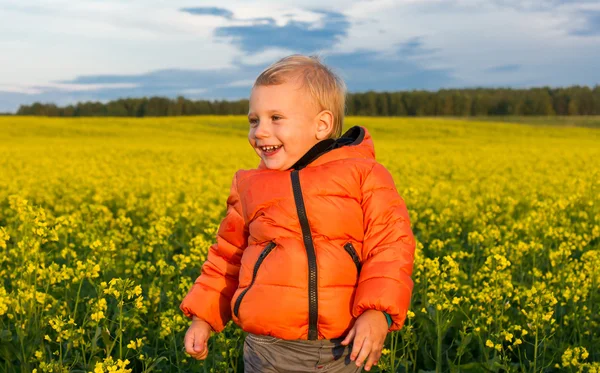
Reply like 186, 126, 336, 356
352, 162, 416, 331
179, 172, 248, 332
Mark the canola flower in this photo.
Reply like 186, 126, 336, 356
0, 116, 598, 372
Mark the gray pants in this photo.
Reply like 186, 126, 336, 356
243, 333, 363, 373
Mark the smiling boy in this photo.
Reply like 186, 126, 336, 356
180, 54, 416, 372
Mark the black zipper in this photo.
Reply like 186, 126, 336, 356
343, 242, 362, 274
291, 170, 319, 340
233, 241, 277, 318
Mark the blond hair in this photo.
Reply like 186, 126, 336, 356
252, 54, 346, 139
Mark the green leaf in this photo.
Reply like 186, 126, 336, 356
0, 329, 12, 342
101, 327, 113, 354
91, 326, 101, 351
143, 356, 168, 373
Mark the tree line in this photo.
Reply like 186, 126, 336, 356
14, 85, 600, 117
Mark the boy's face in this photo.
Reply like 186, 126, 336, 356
248, 78, 329, 171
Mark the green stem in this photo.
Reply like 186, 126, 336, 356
533, 328, 539, 373
19, 326, 26, 371
172, 332, 181, 373
390, 331, 396, 372
437, 311, 443, 373
119, 293, 124, 360
73, 279, 84, 318
81, 343, 87, 368
518, 348, 525, 373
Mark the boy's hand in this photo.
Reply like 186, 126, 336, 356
341, 310, 388, 371
184, 317, 212, 360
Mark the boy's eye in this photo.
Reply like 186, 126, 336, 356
248, 115, 281, 126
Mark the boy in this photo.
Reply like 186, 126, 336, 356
180, 54, 416, 372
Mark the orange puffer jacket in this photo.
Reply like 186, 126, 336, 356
180, 126, 416, 340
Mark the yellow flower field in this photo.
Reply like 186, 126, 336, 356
0, 116, 598, 372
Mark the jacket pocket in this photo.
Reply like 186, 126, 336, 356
233, 241, 277, 318
343, 242, 361, 275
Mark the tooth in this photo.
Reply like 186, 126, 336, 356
261, 145, 280, 151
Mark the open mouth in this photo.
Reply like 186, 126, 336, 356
259, 145, 282, 155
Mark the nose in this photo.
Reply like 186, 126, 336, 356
254, 120, 270, 139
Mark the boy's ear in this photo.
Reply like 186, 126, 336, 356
315, 109, 334, 140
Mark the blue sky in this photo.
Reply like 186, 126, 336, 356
1, 0, 599, 112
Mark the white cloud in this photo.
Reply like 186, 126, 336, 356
0, 0, 599, 112
44, 82, 139, 92
0, 84, 44, 95
235, 48, 299, 66
0, 82, 140, 96
0, 0, 240, 86
218, 79, 255, 87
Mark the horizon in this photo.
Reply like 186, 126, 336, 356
4, 83, 600, 115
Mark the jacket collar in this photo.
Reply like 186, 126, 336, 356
257, 125, 375, 171
289, 126, 366, 170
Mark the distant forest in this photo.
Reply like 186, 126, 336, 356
14, 85, 600, 117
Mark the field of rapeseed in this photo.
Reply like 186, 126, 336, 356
0, 116, 598, 373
